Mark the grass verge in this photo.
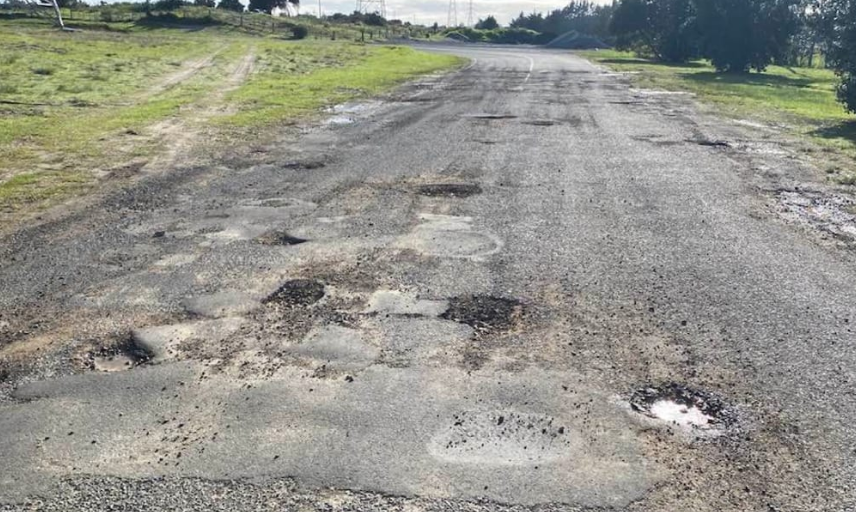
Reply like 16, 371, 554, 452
0, 19, 462, 214
578, 49, 856, 180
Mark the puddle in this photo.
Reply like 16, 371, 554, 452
263, 279, 326, 307
777, 189, 856, 241
326, 101, 380, 115
90, 336, 154, 372
416, 183, 482, 198
630, 383, 732, 434
255, 231, 309, 246
440, 295, 523, 334
325, 115, 355, 126
429, 411, 571, 465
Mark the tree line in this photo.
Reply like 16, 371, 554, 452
509, 0, 855, 112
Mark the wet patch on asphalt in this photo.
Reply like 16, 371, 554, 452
440, 295, 524, 334
254, 231, 309, 246
282, 160, 326, 171
263, 280, 326, 308
429, 410, 572, 465
88, 335, 155, 372
630, 383, 735, 435
415, 183, 482, 198
464, 114, 518, 121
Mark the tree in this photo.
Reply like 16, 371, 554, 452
693, 0, 801, 72
194, 0, 215, 6
822, 0, 856, 111
475, 15, 499, 30
247, 0, 285, 13
610, 0, 697, 62
216, 0, 243, 11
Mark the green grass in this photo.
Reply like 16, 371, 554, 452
0, 18, 461, 213
225, 43, 462, 126
578, 49, 856, 173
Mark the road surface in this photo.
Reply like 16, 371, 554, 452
1, 44, 855, 511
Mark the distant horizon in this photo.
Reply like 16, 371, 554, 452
90, 0, 612, 25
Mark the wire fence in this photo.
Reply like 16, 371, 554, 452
0, 4, 430, 41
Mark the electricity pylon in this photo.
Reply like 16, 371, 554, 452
466, 0, 474, 27
447, 0, 457, 27
357, 0, 386, 18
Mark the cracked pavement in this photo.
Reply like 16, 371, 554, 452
1, 44, 855, 511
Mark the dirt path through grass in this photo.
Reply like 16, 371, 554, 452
146, 45, 227, 97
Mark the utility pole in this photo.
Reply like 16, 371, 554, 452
447, 0, 457, 27
357, 0, 386, 18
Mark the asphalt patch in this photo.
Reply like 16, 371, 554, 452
263, 279, 326, 307
416, 183, 482, 198
430, 410, 571, 464
255, 231, 309, 246
282, 160, 326, 171
630, 383, 734, 431
440, 295, 523, 333
90, 335, 154, 372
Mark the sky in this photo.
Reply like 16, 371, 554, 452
297, 1, 607, 26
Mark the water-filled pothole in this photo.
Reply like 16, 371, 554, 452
630, 383, 733, 433
522, 119, 557, 127
429, 411, 571, 465
90, 336, 154, 372
440, 295, 523, 333
416, 183, 482, 198
255, 231, 309, 246
263, 279, 326, 307
466, 114, 518, 120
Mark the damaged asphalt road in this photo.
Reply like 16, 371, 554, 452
1, 45, 856, 511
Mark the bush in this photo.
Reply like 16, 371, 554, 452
291, 25, 308, 39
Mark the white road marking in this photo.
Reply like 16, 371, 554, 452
524, 56, 535, 84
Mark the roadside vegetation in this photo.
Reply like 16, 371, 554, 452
0, 17, 460, 214
579, 50, 856, 163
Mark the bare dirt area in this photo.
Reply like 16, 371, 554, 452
1, 45, 855, 512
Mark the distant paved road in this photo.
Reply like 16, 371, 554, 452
1, 44, 854, 511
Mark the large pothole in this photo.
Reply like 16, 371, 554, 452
429, 411, 571, 465
89, 336, 154, 372
440, 295, 523, 334
416, 183, 482, 198
630, 383, 734, 434
263, 279, 326, 307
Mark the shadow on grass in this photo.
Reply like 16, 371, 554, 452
683, 71, 817, 89
811, 119, 856, 143
596, 58, 709, 69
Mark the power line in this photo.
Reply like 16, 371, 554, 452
447, 0, 457, 27
357, 0, 386, 18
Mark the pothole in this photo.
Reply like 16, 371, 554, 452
522, 119, 557, 127
89, 336, 154, 372
630, 383, 733, 434
429, 411, 571, 465
283, 160, 326, 171
416, 183, 482, 198
255, 231, 309, 246
440, 295, 523, 334
465, 114, 518, 120
263, 279, 326, 307
688, 139, 731, 148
